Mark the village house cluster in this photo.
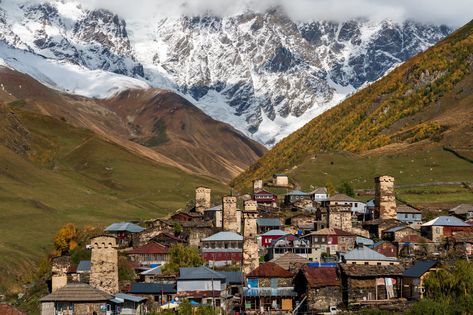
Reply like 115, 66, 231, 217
40, 175, 473, 314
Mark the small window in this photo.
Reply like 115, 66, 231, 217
377, 262, 382, 266
352, 262, 356, 265
364, 262, 369, 265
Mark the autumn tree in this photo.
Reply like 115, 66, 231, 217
53, 223, 78, 256
162, 244, 204, 275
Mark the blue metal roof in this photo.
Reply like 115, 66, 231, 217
77, 260, 91, 273
129, 283, 176, 294
114, 293, 146, 303
286, 190, 308, 196
403, 260, 439, 278
257, 218, 281, 227
243, 287, 297, 297
219, 271, 244, 284
105, 222, 145, 233
307, 262, 338, 268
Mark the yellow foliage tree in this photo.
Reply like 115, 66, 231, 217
53, 223, 78, 256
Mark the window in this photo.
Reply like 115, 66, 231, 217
377, 262, 382, 266
364, 262, 369, 265
405, 214, 408, 219
355, 203, 358, 207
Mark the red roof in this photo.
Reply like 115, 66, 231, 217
302, 266, 340, 288
254, 190, 274, 195
128, 242, 169, 255
0, 305, 27, 315
246, 262, 293, 278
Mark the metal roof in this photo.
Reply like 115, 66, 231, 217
178, 267, 225, 281
309, 187, 328, 195
449, 204, 473, 215
205, 205, 222, 212
257, 218, 281, 227
76, 260, 91, 273
403, 260, 439, 278
328, 193, 356, 202
286, 190, 309, 196
202, 231, 243, 242
140, 266, 162, 276
219, 271, 244, 284
129, 283, 176, 294
355, 236, 374, 246
421, 216, 470, 227
114, 293, 146, 303
105, 222, 144, 233
40, 283, 111, 302
384, 226, 410, 233
396, 204, 422, 213
344, 246, 398, 262
244, 287, 296, 297
261, 229, 287, 236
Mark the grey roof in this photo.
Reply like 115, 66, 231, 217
140, 266, 162, 276
202, 231, 243, 242
257, 218, 281, 227
422, 216, 469, 227
344, 246, 398, 262
366, 199, 376, 207
397, 204, 422, 214
309, 187, 328, 195
76, 260, 91, 273
129, 283, 176, 294
105, 222, 144, 233
356, 236, 374, 246
384, 226, 410, 233
40, 283, 111, 302
205, 205, 222, 212
329, 193, 356, 202
114, 293, 146, 303
449, 204, 473, 215
286, 190, 309, 196
178, 267, 225, 281
219, 271, 244, 284
261, 229, 288, 236
403, 260, 439, 278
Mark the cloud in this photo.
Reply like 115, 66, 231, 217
11, 0, 473, 26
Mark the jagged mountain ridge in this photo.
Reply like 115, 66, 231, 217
0, 1, 452, 145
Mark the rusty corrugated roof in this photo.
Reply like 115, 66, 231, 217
246, 262, 294, 278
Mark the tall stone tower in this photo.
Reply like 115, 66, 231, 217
244, 200, 258, 212
253, 179, 263, 193
242, 206, 259, 274
375, 176, 396, 220
195, 186, 211, 214
51, 256, 71, 292
329, 205, 352, 231
89, 235, 119, 294
222, 196, 240, 233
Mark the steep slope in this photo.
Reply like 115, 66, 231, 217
0, 66, 265, 182
233, 20, 473, 191
0, 102, 227, 292
0, 0, 452, 144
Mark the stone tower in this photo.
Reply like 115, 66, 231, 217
329, 205, 352, 231
51, 256, 71, 292
242, 206, 259, 275
222, 196, 240, 233
195, 186, 211, 214
89, 235, 119, 294
375, 176, 396, 220
253, 179, 263, 193
244, 200, 258, 212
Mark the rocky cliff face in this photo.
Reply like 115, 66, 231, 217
0, 1, 452, 145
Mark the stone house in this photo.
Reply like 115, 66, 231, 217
150, 231, 186, 247
340, 264, 404, 305
181, 220, 215, 248
446, 232, 473, 257
421, 216, 471, 242
272, 174, 289, 187
105, 222, 144, 247
169, 211, 201, 222
402, 260, 439, 300
294, 266, 341, 312
397, 234, 435, 256
449, 204, 473, 220
323, 193, 367, 215
201, 231, 243, 267
371, 241, 398, 258
343, 245, 400, 266
40, 283, 112, 315
374, 176, 396, 220
287, 213, 316, 231
328, 205, 352, 232
203, 204, 223, 228
383, 226, 420, 242
396, 204, 422, 225
270, 252, 309, 272
127, 242, 169, 267
244, 262, 296, 313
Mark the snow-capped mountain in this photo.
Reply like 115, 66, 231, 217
0, 1, 452, 145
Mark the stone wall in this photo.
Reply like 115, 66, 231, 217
89, 236, 119, 294
244, 200, 258, 212
307, 286, 342, 311
74, 302, 104, 315
329, 206, 352, 231
188, 227, 213, 248
195, 187, 211, 214
223, 196, 240, 233
253, 180, 263, 192
242, 210, 259, 275
375, 176, 396, 220
51, 256, 71, 292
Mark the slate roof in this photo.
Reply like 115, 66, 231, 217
114, 293, 146, 303
397, 204, 422, 213
329, 194, 356, 202
261, 229, 287, 237
344, 246, 398, 262
205, 205, 222, 211
340, 264, 405, 277
0, 304, 26, 315
384, 226, 411, 233
302, 266, 340, 288
403, 260, 439, 278
308, 227, 355, 236
422, 216, 470, 227
128, 242, 169, 255
399, 234, 433, 244
309, 187, 328, 195
76, 260, 91, 273
270, 252, 309, 270
40, 283, 112, 302
356, 236, 374, 246
257, 218, 281, 227
286, 190, 309, 196
449, 204, 473, 215
129, 283, 176, 294
105, 222, 144, 233
140, 266, 162, 275
246, 262, 294, 278
178, 267, 225, 281
219, 271, 244, 285
202, 231, 243, 242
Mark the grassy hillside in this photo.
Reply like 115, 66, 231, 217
0, 104, 227, 293
233, 20, 473, 198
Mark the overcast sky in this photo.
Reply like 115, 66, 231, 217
18, 0, 473, 26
